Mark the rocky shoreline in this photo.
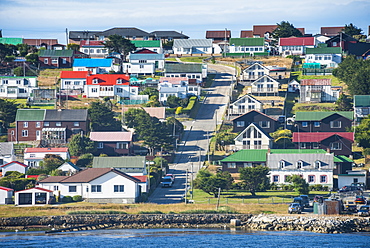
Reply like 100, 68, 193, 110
0, 214, 369, 234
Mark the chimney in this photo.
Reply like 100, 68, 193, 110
267, 148, 271, 154
326, 147, 330, 154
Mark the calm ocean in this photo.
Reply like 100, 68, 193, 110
1, 228, 369, 248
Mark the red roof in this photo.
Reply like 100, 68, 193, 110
89, 131, 133, 142
60, 71, 90, 79
26, 175, 40, 179
25, 148, 69, 153
279, 37, 315, 46
23, 39, 58, 46
321, 27, 344, 36
240, 30, 253, 38
0, 186, 14, 191
300, 79, 332, 86
15, 187, 53, 193
253, 25, 278, 36
134, 49, 157, 54
0, 161, 27, 168
80, 40, 105, 46
159, 77, 188, 84
206, 30, 231, 39
86, 74, 130, 86
133, 175, 148, 182
292, 132, 354, 143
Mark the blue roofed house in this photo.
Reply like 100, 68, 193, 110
173, 39, 214, 55
73, 58, 116, 74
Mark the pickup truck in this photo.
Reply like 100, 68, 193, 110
161, 176, 173, 188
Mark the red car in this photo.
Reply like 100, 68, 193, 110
355, 196, 366, 204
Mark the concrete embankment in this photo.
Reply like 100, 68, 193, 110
0, 214, 369, 233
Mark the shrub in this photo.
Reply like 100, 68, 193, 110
72, 195, 83, 202
62, 196, 73, 203
137, 211, 163, 214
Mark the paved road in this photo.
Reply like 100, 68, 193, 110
148, 64, 235, 204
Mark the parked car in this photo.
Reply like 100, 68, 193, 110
338, 185, 363, 195
300, 195, 310, 208
355, 195, 366, 205
357, 205, 370, 217
293, 197, 304, 210
343, 198, 357, 213
165, 174, 175, 182
288, 203, 302, 214
161, 176, 173, 188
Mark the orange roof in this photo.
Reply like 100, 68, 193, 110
86, 74, 130, 86
60, 71, 89, 78
25, 147, 69, 153
133, 175, 148, 182
321, 27, 344, 36
240, 30, 253, 38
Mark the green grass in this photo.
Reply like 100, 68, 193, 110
177, 57, 208, 63
292, 102, 336, 113
12, 99, 56, 109
165, 58, 177, 62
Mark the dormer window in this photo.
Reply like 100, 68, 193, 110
117, 79, 122, 84
279, 160, 285, 169
315, 160, 321, 169
297, 160, 303, 169
93, 79, 98, 84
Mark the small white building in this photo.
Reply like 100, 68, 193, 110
305, 46, 342, 68
250, 75, 280, 96
57, 162, 80, 175
15, 187, 53, 205
278, 37, 316, 56
0, 142, 16, 167
234, 123, 273, 150
299, 79, 341, 103
24, 147, 70, 168
229, 94, 263, 116
173, 39, 213, 55
60, 71, 89, 91
242, 63, 269, 81
288, 79, 300, 93
338, 170, 367, 189
0, 161, 28, 177
164, 63, 207, 83
0, 186, 14, 204
79, 40, 108, 58
0, 76, 38, 99
73, 58, 115, 74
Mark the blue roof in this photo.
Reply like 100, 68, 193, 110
73, 58, 113, 67
130, 53, 164, 60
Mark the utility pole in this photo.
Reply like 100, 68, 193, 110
207, 130, 210, 163
65, 28, 68, 46
185, 169, 188, 204
216, 187, 221, 210
199, 147, 201, 170
191, 162, 193, 200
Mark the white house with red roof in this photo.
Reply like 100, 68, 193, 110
89, 131, 133, 156
278, 37, 316, 56
79, 40, 108, 58
299, 79, 341, 103
15, 187, 54, 205
0, 186, 14, 204
38, 168, 141, 203
84, 74, 138, 98
24, 147, 70, 168
60, 71, 89, 91
0, 161, 28, 177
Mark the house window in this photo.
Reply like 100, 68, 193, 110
44, 58, 48, 64
330, 142, 342, 150
273, 175, 279, 183
44, 122, 50, 127
74, 81, 80, 85
65, 81, 71, 85
97, 142, 103, 149
23, 122, 28, 128
3, 80, 8, 84
297, 160, 303, 169
51, 59, 58, 64
93, 79, 99, 84
139, 60, 147, 63
302, 122, 308, 128
279, 160, 285, 168
236, 121, 245, 127
91, 88, 98, 93
314, 122, 320, 127
114, 185, 124, 192
227, 163, 236, 168
308, 175, 315, 183
312, 142, 319, 149
69, 186, 77, 192
30, 154, 35, 158
140, 65, 144, 69
117, 88, 123, 93
74, 122, 79, 127
53, 185, 59, 191
320, 175, 327, 183
300, 143, 306, 149
284, 175, 289, 182
315, 161, 321, 169
330, 121, 341, 128
16, 80, 21, 85
62, 58, 67, 64
116, 143, 127, 149
116, 79, 122, 84
22, 130, 28, 137
56, 122, 62, 127
36, 122, 41, 128
91, 185, 102, 192
259, 121, 270, 128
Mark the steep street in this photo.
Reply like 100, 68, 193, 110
148, 64, 235, 204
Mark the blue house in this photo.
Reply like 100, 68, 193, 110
73, 58, 115, 74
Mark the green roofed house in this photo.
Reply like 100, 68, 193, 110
39, 49, 89, 69
131, 40, 162, 54
227, 38, 268, 56
0, 37, 23, 45
294, 111, 353, 133
354, 95, 370, 123
92, 156, 147, 175
304, 45, 342, 68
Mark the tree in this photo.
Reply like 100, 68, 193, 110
42, 154, 64, 172
25, 53, 39, 67
0, 99, 18, 130
355, 116, 370, 150
286, 174, 309, 195
76, 153, 94, 167
272, 21, 303, 38
342, 23, 363, 37
166, 95, 182, 108
270, 129, 294, 149
68, 134, 96, 156
16, 44, 30, 57
215, 131, 237, 151
193, 170, 234, 197
104, 34, 136, 63
0, 171, 35, 191
239, 166, 270, 196
335, 94, 353, 111
67, 43, 80, 51
88, 101, 122, 131
139, 87, 159, 98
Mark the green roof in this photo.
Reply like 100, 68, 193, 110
354, 95, 370, 107
295, 111, 354, 121
131, 40, 161, 48
92, 156, 146, 168
0, 38, 23, 45
334, 155, 354, 163
305, 47, 342, 54
15, 109, 45, 121
39, 50, 74, 57
221, 149, 327, 162
165, 63, 202, 73
229, 38, 264, 46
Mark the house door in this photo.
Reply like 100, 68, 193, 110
36, 130, 41, 140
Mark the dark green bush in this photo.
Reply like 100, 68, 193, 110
62, 196, 73, 203
72, 195, 83, 202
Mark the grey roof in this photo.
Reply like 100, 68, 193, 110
99, 28, 151, 37
173, 39, 213, 48
0, 143, 14, 156
44, 109, 88, 121
69, 31, 101, 39
150, 31, 189, 39
165, 63, 202, 73
130, 53, 164, 60
160, 87, 186, 93
268, 153, 334, 170
92, 156, 146, 169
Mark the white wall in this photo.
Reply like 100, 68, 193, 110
2, 163, 27, 176
0, 189, 13, 204
270, 170, 333, 187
